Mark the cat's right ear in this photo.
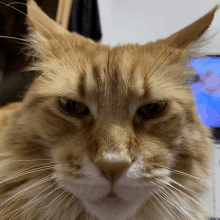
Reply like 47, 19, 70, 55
26, 0, 68, 44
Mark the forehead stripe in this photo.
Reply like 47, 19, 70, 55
77, 72, 86, 98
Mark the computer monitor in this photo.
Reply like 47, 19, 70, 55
189, 55, 220, 141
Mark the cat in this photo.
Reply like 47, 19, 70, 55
0, 0, 218, 219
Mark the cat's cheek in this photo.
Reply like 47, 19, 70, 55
51, 135, 88, 161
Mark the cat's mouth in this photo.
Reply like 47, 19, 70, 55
92, 191, 125, 205
88, 190, 124, 204
103, 191, 121, 202
105, 191, 117, 198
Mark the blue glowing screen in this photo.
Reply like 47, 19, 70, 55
189, 57, 220, 127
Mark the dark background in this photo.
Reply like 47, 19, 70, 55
0, 0, 59, 107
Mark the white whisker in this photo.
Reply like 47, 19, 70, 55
44, 191, 70, 219
13, 185, 60, 220
53, 193, 74, 219
29, 187, 64, 220
154, 177, 209, 218
149, 181, 193, 219
0, 163, 55, 184
9, 159, 51, 162
0, 175, 54, 213
168, 177, 217, 207
7, 181, 57, 220
150, 192, 175, 220
151, 196, 168, 220
192, 162, 219, 174
0, 36, 66, 68
151, 187, 183, 220
20, 186, 60, 220
167, 167, 214, 185
0, 2, 75, 69
5, 1, 82, 74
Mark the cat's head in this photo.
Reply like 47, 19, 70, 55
7, 1, 218, 219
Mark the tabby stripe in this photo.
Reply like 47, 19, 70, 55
92, 66, 101, 88
77, 73, 86, 98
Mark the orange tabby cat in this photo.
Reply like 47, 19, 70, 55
0, 1, 218, 219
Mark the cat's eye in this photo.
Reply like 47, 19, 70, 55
58, 99, 90, 116
137, 102, 168, 118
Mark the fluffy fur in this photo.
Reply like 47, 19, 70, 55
0, 1, 218, 219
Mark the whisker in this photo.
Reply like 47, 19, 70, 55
155, 177, 200, 204
146, 204, 153, 220
0, 163, 55, 184
144, 19, 220, 83
34, 68, 54, 82
10, 159, 51, 162
5, 1, 82, 73
29, 187, 64, 220
72, 200, 83, 220
0, 36, 66, 68
150, 192, 175, 220
0, 167, 54, 186
168, 177, 212, 203
191, 162, 219, 174
13, 186, 60, 220
168, 178, 220, 216
0, 36, 75, 85
152, 187, 184, 220
166, 186, 208, 219
6, 2, 27, 6
0, 174, 54, 215
0, 2, 75, 69
166, 167, 214, 185
145, 44, 172, 81
154, 177, 216, 217
151, 196, 168, 220
15, 186, 60, 220
16, 186, 60, 220
161, 189, 195, 219
53, 193, 74, 219
7, 181, 58, 220
147, 77, 187, 92
44, 191, 70, 219
149, 180, 193, 220
146, 184, 168, 220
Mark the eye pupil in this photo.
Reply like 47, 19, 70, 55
148, 104, 158, 112
66, 101, 77, 111
59, 99, 89, 116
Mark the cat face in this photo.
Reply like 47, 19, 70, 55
0, 1, 217, 220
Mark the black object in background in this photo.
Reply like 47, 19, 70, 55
68, 0, 102, 42
0, 0, 59, 107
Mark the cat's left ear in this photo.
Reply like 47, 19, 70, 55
26, 0, 68, 41
162, 5, 219, 49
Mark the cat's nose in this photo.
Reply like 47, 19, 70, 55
95, 159, 131, 183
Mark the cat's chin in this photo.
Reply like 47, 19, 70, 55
55, 171, 154, 219
80, 193, 145, 220
77, 187, 151, 220
90, 193, 126, 207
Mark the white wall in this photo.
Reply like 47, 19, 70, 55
213, 146, 220, 217
98, 0, 220, 53
98, 0, 220, 217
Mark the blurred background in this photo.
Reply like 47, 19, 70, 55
0, 0, 219, 218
